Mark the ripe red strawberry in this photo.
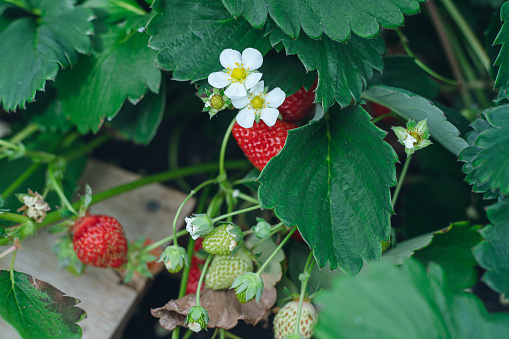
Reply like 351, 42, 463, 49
72, 214, 128, 268
273, 301, 318, 339
186, 238, 206, 295
232, 120, 298, 171
278, 80, 318, 122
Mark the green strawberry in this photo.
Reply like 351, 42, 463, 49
202, 224, 241, 255
185, 306, 209, 333
273, 301, 318, 339
205, 248, 253, 290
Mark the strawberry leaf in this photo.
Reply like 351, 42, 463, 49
0, 0, 94, 111
0, 270, 86, 338
221, 0, 426, 42
268, 28, 385, 110
494, 1, 509, 98
258, 105, 398, 275
362, 85, 469, 156
47, 22, 161, 133
473, 201, 509, 297
314, 259, 509, 339
146, 0, 271, 82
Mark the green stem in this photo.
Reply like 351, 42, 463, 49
294, 251, 315, 335
236, 192, 259, 205
392, 153, 413, 209
196, 255, 212, 307
172, 178, 218, 244
219, 118, 236, 178
9, 124, 39, 143
212, 205, 261, 223
10, 249, 17, 274
0, 245, 17, 260
371, 112, 396, 125
211, 328, 219, 339
256, 226, 296, 276
62, 134, 111, 162
252, 223, 286, 249
47, 163, 77, 215
0, 212, 32, 224
1, 163, 40, 199
232, 178, 257, 186
143, 229, 188, 254
224, 332, 243, 339
181, 329, 192, 339
396, 30, 459, 85
439, 0, 492, 74
220, 329, 226, 339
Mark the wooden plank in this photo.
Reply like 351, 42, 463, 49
0, 159, 194, 338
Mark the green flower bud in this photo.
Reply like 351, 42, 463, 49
158, 245, 189, 273
185, 214, 214, 240
252, 218, 271, 239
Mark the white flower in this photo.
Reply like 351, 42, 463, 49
208, 48, 263, 99
188, 322, 201, 333
17, 190, 50, 223
231, 81, 285, 128
403, 134, 417, 149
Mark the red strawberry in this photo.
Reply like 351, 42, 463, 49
186, 238, 206, 295
72, 214, 128, 268
278, 80, 317, 122
232, 120, 298, 171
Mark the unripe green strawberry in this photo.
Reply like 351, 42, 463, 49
231, 272, 264, 304
273, 301, 318, 339
202, 224, 241, 255
185, 306, 209, 333
205, 248, 253, 290
235, 288, 251, 304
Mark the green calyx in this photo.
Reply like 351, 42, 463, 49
158, 245, 189, 273
185, 305, 209, 332
231, 271, 264, 304
202, 87, 231, 117
392, 119, 432, 155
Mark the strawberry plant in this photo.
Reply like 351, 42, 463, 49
1, 0, 509, 338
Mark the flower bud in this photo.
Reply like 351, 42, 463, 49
252, 218, 271, 239
185, 305, 209, 332
185, 214, 214, 240
158, 245, 189, 273
231, 272, 264, 304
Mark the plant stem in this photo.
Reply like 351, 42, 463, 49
10, 249, 17, 274
256, 226, 296, 276
392, 154, 413, 209
396, 29, 459, 85
236, 192, 259, 205
211, 328, 219, 339
212, 205, 261, 223
294, 251, 315, 336
371, 112, 396, 125
143, 229, 188, 254
1, 163, 40, 199
62, 134, 111, 162
0, 245, 17, 259
47, 163, 77, 215
224, 332, 243, 339
219, 118, 236, 178
232, 178, 257, 186
0, 212, 31, 224
252, 223, 286, 249
181, 329, 192, 339
439, 0, 491, 74
220, 329, 226, 339
196, 255, 212, 307
172, 178, 218, 244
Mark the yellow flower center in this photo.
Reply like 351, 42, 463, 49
251, 96, 264, 109
231, 67, 247, 81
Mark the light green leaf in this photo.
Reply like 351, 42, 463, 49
465, 105, 509, 195
494, 1, 509, 98
362, 85, 469, 156
0, 270, 86, 338
258, 105, 398, 275
0, 0, 94, 111
314, 259, 509, 339
382, 233, 435, 265
269, 28, 385, 110
109, 81, 166, 145
221, 0, 425, 42
52, 235, 86, 276
83, 0, 146, 23
147, 0, 271, 82
473, 201, 509, 297
50, 23, 161, 133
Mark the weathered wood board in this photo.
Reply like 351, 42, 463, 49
0, 159, 194, 338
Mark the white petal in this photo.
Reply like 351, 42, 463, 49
260, 107, 279, 126
220, 49, 242, 69
249, 80, 265, 95
236, 108, 256, 128
403, 135, 417, 149
242, 48, 263, 70
244, 72, 262, 90
225, 83, 247, 98
208, 72, 231, 88
265, 87, 286, 108
232, 95, 249, 109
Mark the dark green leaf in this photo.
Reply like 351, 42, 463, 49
362, 85, 469, 156
270, 29, 385, 110
370, 56, 440, 99
494, 1, 509, 97
471, 0, 506, 7
83, 0, 146, 23
413, 221, 482, 290
221, 0, 425, 42
314, 259, 509, 339
0, 270, 85, 338
51, 23, 161, 133
147, 0, 271, 82
109, 81, 166, 145
382, 233, 435, 265
258, 105, 397, 275
0, 0, 94, 111
474, 201, 509, 297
